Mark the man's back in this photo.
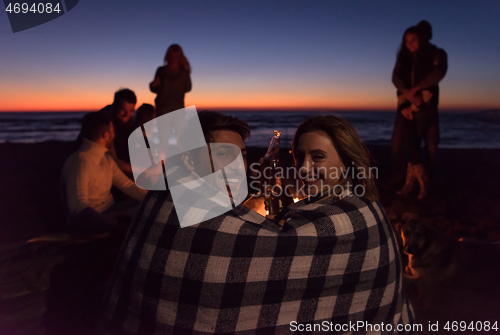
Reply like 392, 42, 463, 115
62, 138, 116, 214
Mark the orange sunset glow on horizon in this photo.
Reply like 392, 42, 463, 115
0, 85, 497, 112
1, 1, 499, 114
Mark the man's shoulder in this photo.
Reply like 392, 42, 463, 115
62, 150, 91, 178
427, 42, 447, 56
103, 151, 118, 165
63, 149, 85, 165
64, 147, 113, 167
436, 46, 448, 59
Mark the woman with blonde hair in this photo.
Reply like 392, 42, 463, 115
291, 114, 379, 201
150, 44, 192, 153
271, 114, 416, 329
102, 113, 416, 333
150, 44, 192, 117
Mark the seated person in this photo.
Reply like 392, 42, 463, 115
106, 88, 138, 177
135, 103, 156, 129
62, 112, 147, 231
135, 103, 156, 143
102, 112, 415, 334
276, 115, 415, 328
74, 89, 138, 177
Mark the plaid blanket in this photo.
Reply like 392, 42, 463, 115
102, 171, 415, 334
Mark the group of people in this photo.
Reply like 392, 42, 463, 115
63, 90, 150, 230
62, 45, 193, 230
59, 20, 448, 334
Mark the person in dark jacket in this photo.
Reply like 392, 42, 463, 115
150, 44, 192, 153
150, 44, 192, 117
391, 21, 447, 199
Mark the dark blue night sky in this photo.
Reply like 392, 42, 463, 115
1, 0, 499, 111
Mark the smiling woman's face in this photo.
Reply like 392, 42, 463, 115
294, 131, 345, 196
405, 32, 420, 53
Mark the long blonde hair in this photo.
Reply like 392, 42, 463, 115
292, 115, 379, 201
164, 44, 191, 73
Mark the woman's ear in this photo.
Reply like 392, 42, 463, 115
181, 152, 195, 171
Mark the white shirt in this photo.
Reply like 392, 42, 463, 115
62, 138, 147, 214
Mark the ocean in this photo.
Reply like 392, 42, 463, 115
0, 110, 499, 148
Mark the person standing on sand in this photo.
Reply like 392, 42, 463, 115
62, 112, 147, 231
391, 21, 447, 200
150, 44, 192, 149
150, 44, 192, 117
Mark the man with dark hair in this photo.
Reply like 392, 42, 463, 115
102, 110, 415, 334
416, 20, 432, 41
80, 110, 114, 142
74, 88, 138, 177
102, 88, 138, 177
197, 110, 251, 143
62, 112, 147, 231
111, 88, 137, 125
113, 89, 137, 105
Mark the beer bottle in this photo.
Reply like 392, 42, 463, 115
263, 130, 283, 216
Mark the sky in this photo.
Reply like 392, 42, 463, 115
1, 0, 499, 112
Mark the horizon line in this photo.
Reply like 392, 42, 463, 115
0, 106, 497, 113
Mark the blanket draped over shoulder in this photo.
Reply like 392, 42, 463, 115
103, 167, 415, 334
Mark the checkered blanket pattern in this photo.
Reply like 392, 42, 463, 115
102, 179, 415, 334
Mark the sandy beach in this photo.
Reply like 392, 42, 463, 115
1, 141, 500, 334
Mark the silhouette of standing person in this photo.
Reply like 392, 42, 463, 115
150, 44, 192, 116
150, 44, 192, 154
391, 21, 447, 199
415, 21, 447, 173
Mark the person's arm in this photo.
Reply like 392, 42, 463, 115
392, 58, 422, 106
392, 54, 424, 106
107, 142, 134, 176
110, 156, 148, 201
415, 48, 448, 89
116, 158, 133, 175
392, 58, 408, 92
184, 70, 192, 93
149, 67, 162, 94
